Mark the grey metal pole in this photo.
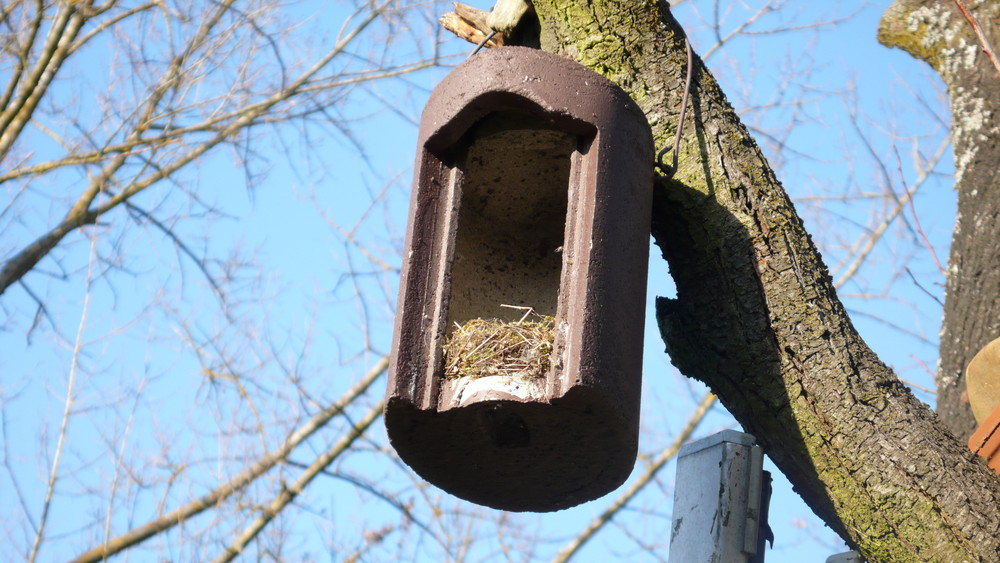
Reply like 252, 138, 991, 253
668, 430, 772, 562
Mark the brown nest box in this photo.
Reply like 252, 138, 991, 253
386, 46, 654, 512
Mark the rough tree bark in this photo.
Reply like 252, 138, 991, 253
879, 0, 1000, 442
522, 0, 1000, 560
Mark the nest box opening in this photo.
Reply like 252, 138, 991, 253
386, 47, 654, 512
447, 110, 581, 330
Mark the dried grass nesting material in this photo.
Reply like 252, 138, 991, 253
442, 315, 555, 380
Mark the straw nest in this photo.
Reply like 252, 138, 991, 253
442, 314, 555, 380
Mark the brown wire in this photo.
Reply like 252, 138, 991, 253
657, 37, 694, 178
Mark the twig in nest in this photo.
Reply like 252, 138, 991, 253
500, 303, 539, 323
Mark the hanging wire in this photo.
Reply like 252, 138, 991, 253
469, 30, 499, 58
657, 37, 695, 178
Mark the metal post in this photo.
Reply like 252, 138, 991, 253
668, 430, 771, 562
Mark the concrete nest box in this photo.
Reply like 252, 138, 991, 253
385, 47, 654, 512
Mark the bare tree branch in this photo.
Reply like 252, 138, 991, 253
70, 356, 387, 563
212, 401, 384, 562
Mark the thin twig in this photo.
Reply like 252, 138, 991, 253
952, 0, 1000, 75
906, 355, 939, 396
29, 223, 100, 562
832, 127, 950, 289
102, 379, 147, 554
905, 267, 944, 307
893, 147, 946, 276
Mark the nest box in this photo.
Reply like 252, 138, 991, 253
386, 46, 654, 511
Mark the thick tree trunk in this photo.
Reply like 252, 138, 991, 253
529, 0, 1000, 559
879, 0, 1000, 442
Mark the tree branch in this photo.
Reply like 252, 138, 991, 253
0, 3, 88, 161
70, 357, 388, 563
440, 2, 505, 48
0, 0, 415, 297
211, 401, 384, 563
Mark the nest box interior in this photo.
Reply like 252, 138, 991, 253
386, 47, 654, 512
448, 110, 571, 327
